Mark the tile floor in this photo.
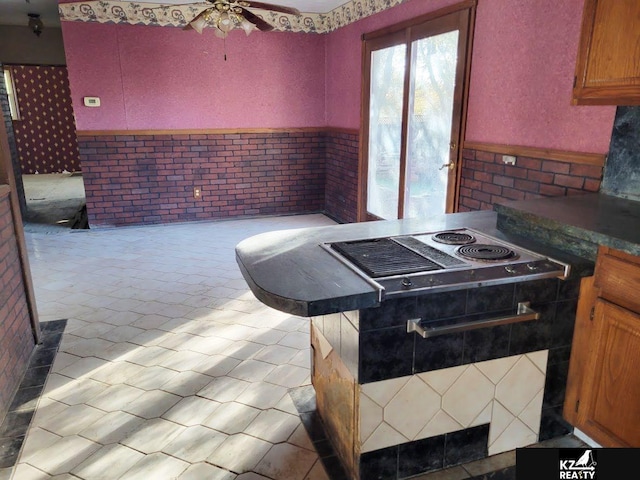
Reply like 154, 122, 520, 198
5, 213, 338, 480
2, 213, 589, 480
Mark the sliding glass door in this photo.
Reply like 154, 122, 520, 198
361, 5, 474, 220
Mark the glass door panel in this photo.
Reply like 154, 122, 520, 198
404, 31, 459, 219
366, 44, 406, 220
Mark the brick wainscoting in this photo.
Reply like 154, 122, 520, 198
78, 130, 328, 228
325, 130, 359, 224
0, 189, 35, 421
458, 148, 603, 212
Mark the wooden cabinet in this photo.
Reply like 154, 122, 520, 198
564, 246, 640, 446
572, 0, 640, 105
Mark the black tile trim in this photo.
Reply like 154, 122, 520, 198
0, 319, 66, 471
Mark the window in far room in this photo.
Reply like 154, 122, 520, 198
3, 67, 21, 121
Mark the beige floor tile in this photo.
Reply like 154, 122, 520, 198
43, 377, 109, 406
124, 365, 179, 391
56, 356, 110, 379
305, 460, 331, 480
119, 452, 189, 480
244, 409, 301, 443
78, 410, 146, 444
71, 443, 145, 479
121, 345, 178, 367
159, 370, 214, 397
19, 427, 61, 463
203, 402, 260, 435
235, 382, 288, 410
120, 418, 186, 454
253, 344, 299, 365
62, 338, 115, 358
122, 389, 181, 418
17, 214, 339, 480
235, 473, 271, 480
288, 424, 315, 451
11, 463, 53, 480
24, 435, 101, 476
254, 443, 318, 480
162, 396, 222, 426
228, 359, 277, 383
207, 433, 272, 473
86, 384, 146, 412
87, 360, 145, 385
36, 404, 105, 437
178, 463, 237, 480
198, 376, 251, 403
263, 364, 310, 388
278, 332, 310, 350
162, 425, 228, 463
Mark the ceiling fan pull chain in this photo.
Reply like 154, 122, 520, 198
224, 37, 227, 61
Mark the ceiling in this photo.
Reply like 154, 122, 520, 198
0, 0, 351, 28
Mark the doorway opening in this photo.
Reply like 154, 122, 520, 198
23, 172, 87, 230
359, 1, 476, 221
3, 64, 87, 231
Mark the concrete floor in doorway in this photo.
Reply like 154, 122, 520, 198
21, 173, 86, 231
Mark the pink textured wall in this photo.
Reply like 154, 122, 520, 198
325, 0, 615, 154
62, 0, 616, 154
466, 0, 615, 153
325, 0, 459, 128
62, 21, 325, 130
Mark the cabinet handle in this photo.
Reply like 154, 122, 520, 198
407, 302, 539, 338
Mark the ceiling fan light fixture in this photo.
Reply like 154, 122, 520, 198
27, 13, 43, 37
217, 12, 234, 33
240, 18, 256, 36
190, 14, 208, 34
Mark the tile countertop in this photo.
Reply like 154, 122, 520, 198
235, 210, 590, 317
494, 192, 640, 262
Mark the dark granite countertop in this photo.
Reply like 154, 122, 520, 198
235, 210, 590, 317
495, 192, 640, 261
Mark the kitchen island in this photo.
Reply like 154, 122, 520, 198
236, 210, 590, 480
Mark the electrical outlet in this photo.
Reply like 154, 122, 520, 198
193, 187, 202, 199
502, 155, 516, 165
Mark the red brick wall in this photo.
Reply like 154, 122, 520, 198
458, 148, 603, 212
325, 130, 359, 224
78, 131, 326, 227
0, 190, 35, 420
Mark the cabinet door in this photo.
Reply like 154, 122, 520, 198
578, 298, 640, 446
573, 0, 640, 105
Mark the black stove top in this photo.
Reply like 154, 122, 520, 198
325, 228, 570, 298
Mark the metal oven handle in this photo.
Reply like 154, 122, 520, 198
407, 301, 540, 338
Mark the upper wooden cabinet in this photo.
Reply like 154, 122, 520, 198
572, 0, 640, 105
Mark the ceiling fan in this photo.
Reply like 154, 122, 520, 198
179, 0, 301, 37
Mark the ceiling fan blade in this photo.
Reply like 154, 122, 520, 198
244, 2, 300, 15
240, 8, 274, 31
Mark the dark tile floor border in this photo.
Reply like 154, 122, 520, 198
0, 319, 66, 474
289, 384, 588, 480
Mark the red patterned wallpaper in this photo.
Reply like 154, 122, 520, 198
11, 65, 80, 174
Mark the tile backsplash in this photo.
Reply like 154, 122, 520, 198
601, 106, 640, 200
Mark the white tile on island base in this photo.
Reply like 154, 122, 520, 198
361, 422, 408, 453
489, 417, 538, 456
359, 393, 384, 445
416, 410, 463, 440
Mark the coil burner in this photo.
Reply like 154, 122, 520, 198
456, 244, 518, 262
432, 231, 476, 245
